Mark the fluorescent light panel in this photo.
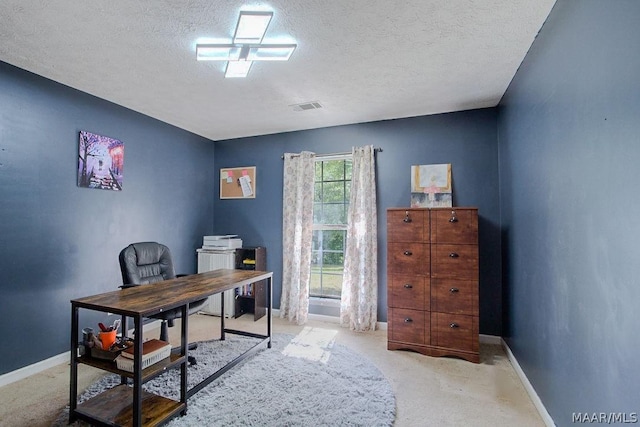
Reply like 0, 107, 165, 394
196, 44, 241, 61
247, 44, 296, 61
196, 10, 296, 77
233, 11, 273, 44
225, 60, 253, 78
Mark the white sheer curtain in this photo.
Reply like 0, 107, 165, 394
280, 151, 316, 324
340, 145, 378, 331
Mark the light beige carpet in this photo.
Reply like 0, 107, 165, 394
0, 314, 545, 427
55, 331, 395, 426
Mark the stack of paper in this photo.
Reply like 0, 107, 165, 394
203, 235, 243, 249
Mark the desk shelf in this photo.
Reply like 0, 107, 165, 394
234, 247, 267, 321
74, 384, 185, 427
78, 353, 185, 381
70, 305, 188, 427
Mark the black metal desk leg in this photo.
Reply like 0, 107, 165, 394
120, 314, 128, 385
267, 276, 272, 348
69, 304, 79, 423
133, 315, 143, 427
220, 291, 226, 341
180, 304, 188, 409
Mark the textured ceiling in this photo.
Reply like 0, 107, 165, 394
0, 1, 556, 141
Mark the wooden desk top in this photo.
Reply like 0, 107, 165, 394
71, 269, 272, 317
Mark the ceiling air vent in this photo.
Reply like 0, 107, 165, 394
291, 101, 323, 112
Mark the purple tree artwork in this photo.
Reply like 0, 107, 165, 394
77, 131, 124, 191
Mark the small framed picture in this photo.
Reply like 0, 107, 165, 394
77, 131, 124, 191
220, 166, 256, 199
410, 164, 452, 207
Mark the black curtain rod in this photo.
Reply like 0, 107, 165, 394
281, 147, 383, 159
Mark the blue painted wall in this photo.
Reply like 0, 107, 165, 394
4, 1, 638, 420
0, 62, 216, 374
213, 109, 502, 333
498, 0, 640, 423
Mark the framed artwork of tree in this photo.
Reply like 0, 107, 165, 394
77, 131, 124, 191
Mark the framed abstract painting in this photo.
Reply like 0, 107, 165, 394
77, 131, 124, 191
410, 163, 452, 208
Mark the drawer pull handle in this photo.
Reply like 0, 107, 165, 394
449, 287, 459, 293
403, 211, 412, 223
449, 210, 458, 223
449, 323, 459, 328
449, 252, 459, 258
403, 284, 413, 289
404, 318, 413, 323
403, 251, 413, 256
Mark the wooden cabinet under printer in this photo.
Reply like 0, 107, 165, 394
387, 207, 479, 363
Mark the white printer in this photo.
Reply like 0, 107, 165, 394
202, 235, 243, 249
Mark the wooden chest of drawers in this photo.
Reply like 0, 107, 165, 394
387, 207, 479, 363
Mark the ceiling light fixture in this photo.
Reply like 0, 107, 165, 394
196, 10, 297, 78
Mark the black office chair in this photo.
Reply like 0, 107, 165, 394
118, 242, 207, 365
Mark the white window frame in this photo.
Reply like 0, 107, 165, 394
310, 154, 352, 299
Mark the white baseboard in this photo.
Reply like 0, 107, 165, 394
274, 309, 388, 331
273, 308, 342, 325
501, 339, 555, 427
0, 320, 162, 388
480, 334, 502, 345
0, 351, 71, 388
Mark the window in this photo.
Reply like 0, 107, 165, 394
310, 157, 352, 299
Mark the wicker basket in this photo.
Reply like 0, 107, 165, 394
115, 345, 171, 372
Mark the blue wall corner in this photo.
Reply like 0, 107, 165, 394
0, 61, 216, 374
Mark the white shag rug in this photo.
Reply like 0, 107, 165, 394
56, 329, 396, 426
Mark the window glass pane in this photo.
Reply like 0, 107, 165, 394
315, 161, 323, 182
311, 251, 322, 270
322, 283, 341, 299
311, 248, 321, 266
322, 230, 345, 251
321, 203, 346, 224
345, 182, 351, 203
323, 160, 345, 181
312, 231, 321, 251
313, 203, 323, 223
345, 161, 352, 180
322, 181, 345, 203
323, 251, 344, 266
319, 260, 343, 299
309, 272, 322, 296
314, 182, 322, 202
